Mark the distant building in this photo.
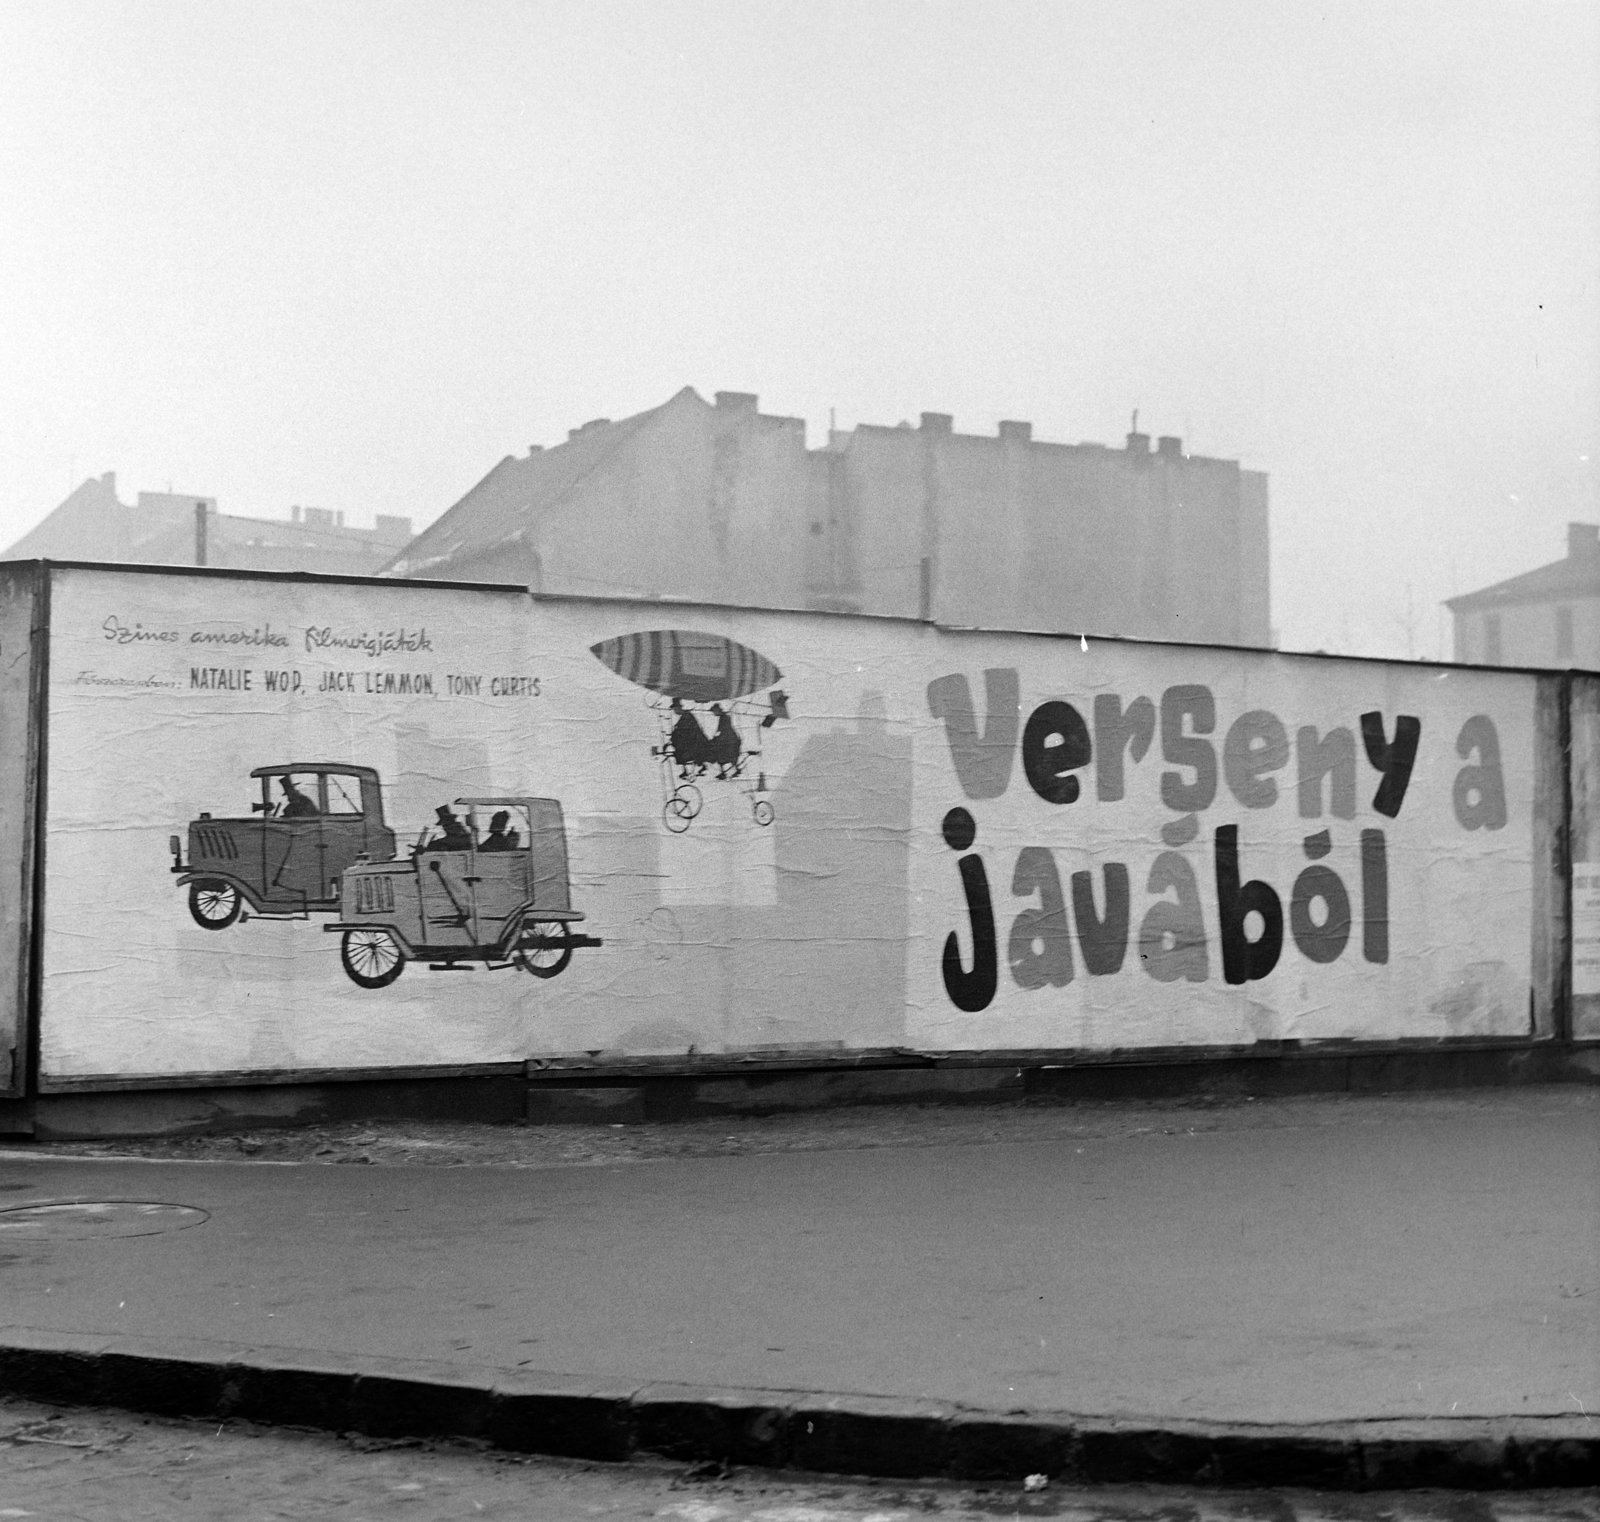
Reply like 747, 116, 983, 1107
4, 472, 413, 577
383, 387, 1271, 648
1446, 522, 1600, 668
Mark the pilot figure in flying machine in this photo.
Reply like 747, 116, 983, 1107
668, 698, 711, 778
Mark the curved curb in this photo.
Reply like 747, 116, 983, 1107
0, 1330, 1595, 1490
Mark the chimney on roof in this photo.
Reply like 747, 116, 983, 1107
715, 391, 758, 413
528, 444, 543, 455
998, 420, 1032, 443
920, 412, 952, 434
291, 505, 301, 523
1157, 435, 1183, 460
1125, 429, 1151, 455
1568, 522, 1599, 560
568, 418, 611, 440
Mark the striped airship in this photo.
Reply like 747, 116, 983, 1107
590, 630, 782, 703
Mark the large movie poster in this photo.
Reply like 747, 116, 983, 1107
38, 566, 1542, 1085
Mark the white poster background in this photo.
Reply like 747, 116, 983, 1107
40, 568, 1537, 1082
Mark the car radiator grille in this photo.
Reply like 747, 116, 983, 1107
194, 828, 238, 860
354, 875, 396, 914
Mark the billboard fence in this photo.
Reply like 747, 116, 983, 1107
0, 559, 1587, 1098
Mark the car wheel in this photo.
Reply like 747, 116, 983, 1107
515, 920, 573, 979
341, 928, 404, 989
188, 879, 241, 930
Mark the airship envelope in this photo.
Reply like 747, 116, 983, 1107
590, 630, 782, 703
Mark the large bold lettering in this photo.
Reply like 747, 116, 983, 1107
1452, 715, 1507, 831
1289, 832, 1351, 964
1360, 711, 1422, 818
1138, 851, 1209, 983
1093, 694, 1155, 802
1070, 864, 1131, 976
1214, 825, 1283, 985
1297, 726, 1357, 819
1224, 709, 1290, 809
1022, 701, 1092, 804
1360, 828, 1389, 964
1160, 685, 1217, 812
926, 670, 1020, 800
941, 808, 997, 1011
1009, 847, 1074, 989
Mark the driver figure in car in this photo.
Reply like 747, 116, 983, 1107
425, 805, 474, 851
280, 776, 319, 817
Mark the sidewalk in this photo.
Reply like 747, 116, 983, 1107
1, 1088, 1596, 1487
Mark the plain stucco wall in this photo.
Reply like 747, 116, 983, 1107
534, 403, 815, 609
831, 426, 1266, 646
1456, 596, 1600, 669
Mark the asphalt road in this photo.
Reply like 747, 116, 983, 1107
2, 1088, 1596, 1429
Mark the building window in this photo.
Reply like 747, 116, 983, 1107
1484, 614, 1502, 665
1557, 606, 1574, 661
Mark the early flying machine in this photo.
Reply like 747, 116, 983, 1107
589, 629, 789, 833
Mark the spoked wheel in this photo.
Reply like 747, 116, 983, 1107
663, 796, 694, 833
674, 783, 702, 818
188, 879, 241, 930
514, 919, 573, 979
752, 799, 775, 827
341, 927, 404, 988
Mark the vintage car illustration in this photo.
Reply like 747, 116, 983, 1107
326, 796, 602, 988
170, 763, 398, 929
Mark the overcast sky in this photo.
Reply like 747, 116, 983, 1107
2, 0, 1595, 658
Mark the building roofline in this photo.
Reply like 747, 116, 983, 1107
378, 389, 696, 577
1445, 566, 1600, 611
1446, 583, 1600, 612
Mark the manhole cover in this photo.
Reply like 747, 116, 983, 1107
0, 1201, 209, 1240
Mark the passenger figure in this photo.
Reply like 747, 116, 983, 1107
480, 810, 520, 852
709, 704, 742, 777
